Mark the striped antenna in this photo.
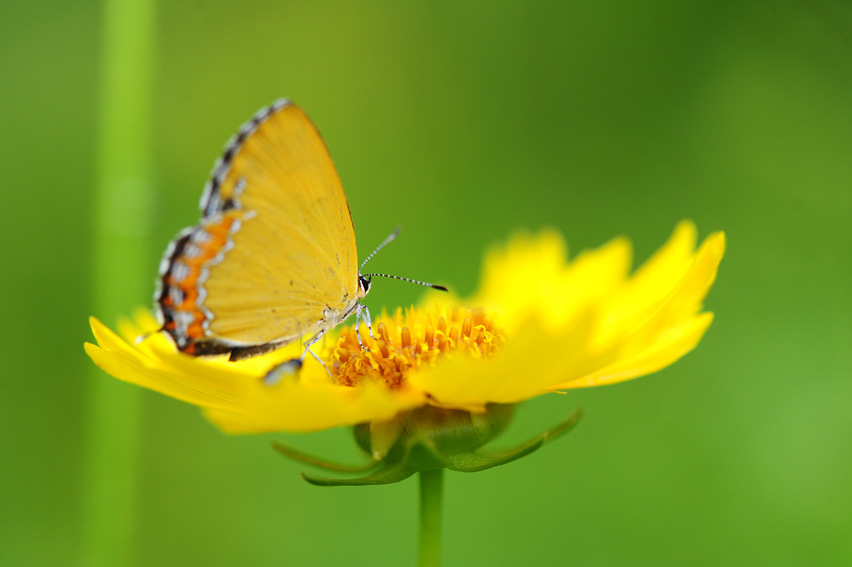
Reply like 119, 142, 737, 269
360, 227, 401, 273
363, 273, 448, 292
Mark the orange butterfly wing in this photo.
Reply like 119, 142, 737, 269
157, 100, 362, 360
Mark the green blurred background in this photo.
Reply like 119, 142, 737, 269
2, 0, 851, 565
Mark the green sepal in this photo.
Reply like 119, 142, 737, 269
302, 461, 413, 486
291, 406, 583, 486
441, 406, 582, 472
272, 441, 379, 473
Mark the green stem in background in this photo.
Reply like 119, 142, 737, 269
82, 0, 156, 564
418, 469, 444, 567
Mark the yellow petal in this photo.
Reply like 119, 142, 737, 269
655, 230, 726, 319
86, 317, 246, 409
595, 220, 697, 342
474, 228, 567, 328
556, 230, 725, 389
546, 236, 630, 328
557, 312, 714, 388
87, 315, 426, 433
413, 225, 725, 402
475, 229, 631, 331
408, 311, 616, 407
204, 380, 425, 433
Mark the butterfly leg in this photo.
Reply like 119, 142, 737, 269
355, 303, 375, 352
300, 330, 333, 378
300, 329, 325, 354
263, 331, 332, 385
303, 346, 333, 378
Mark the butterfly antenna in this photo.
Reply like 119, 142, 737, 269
359, 227, 402, 273
362, 273, 448, 292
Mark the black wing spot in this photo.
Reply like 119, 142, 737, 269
228, 341, 286, 361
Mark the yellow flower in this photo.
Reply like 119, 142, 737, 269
85, 221, 724, 438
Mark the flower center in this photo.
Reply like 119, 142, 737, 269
331, 306, 505, 389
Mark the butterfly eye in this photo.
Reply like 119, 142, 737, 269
359, 275, 372, 294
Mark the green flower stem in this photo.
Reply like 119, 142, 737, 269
418, 469, 444, 567
82, 0, 156, 564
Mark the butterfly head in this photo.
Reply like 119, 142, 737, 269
358, 274, 372, 296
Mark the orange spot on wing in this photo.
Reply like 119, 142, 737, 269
162, 215, 242, 345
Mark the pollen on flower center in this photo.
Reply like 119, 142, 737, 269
332, 306, 505, 389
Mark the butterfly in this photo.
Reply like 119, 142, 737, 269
155, 99, 445, 370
